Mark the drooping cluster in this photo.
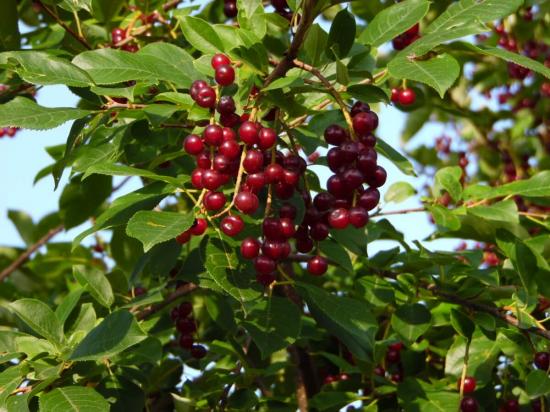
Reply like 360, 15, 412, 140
110, 27, 139, 52
170, 301, 207, 359
392, 23, 421, 50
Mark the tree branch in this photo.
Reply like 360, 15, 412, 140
136, 282, 198, 320
288, 346, 309, 412
0, 224, 64, 282
35, 1, 92, 50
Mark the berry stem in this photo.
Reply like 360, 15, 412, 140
458, 339, 471, 402
211, 147, 248, 218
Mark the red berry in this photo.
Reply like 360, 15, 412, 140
374, 366, 385, 376
263, 217, 283, 240
265, 163, 284, 183
196, 152, 211, 169
307, 256, 328, 276
458, 376, 477, 394
220, 112, 240, 128
327, 175, 346, 198
190, 80, 209, 100
254, 255, 276, 275
191, 168, 204, 188
224, 1, 238, 17
246, 172, 266, 191
235, 191, 259, 214
391, 88, 400, 103
262, 239, 290, 260
176, 230, 191, 244
203, 124, 224, 146
258, 127, 277, 150
279, 218, 295, 238
324, 124, 347, 146
350, 101, 370, 117
398, 88, 416, 105
296, 237, 314, 253
461, 397, 478, 412
283, 169, 299, 187
352, 111, 378, 135
222, 127, 236, 141
196, 87, 216, 108
256, 272, 276, 286
328, 208, 350, 229
241, 237, 260, 259
388, 342, 404, 351
279, 203, 297, 220
358, 188, 380, 210
211, 53, 231, 69
178, 302, 193, 318
190, 218, 208, 236
386, 349, 400, 363
184, 134, 204, 155
220, 215, 244, 237
176, 318, 196, 334
190, 344, 207, 359
310, 222, 329, 241
179, 334, 194, 349
215, 64, 235, 86
201, 169, 222, 190
239, 121, 259, 145
111, 27, 126, 44
203, 191, 226, 211
243, 149, 264, 173
504, 400, 519, 412
349, 207, 369, 228
391, 372, 403, 383
217, 95, 236, 114
535, 352, 550, 370
219, 139, 241, 160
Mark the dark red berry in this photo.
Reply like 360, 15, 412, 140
263, 217, 283, 240
279, 203, 297, 220
398, 88, 416, 106
241, 237, 260, 259
211, 53, 231, 69
324, 124, 347, 146
307, 256, 328, 276
256, 272, 276, 286
358, 188, 380, 210
342, 168, 364, 190
176, 318, 196, 334
296, 237, 314, 253
246, 172, 266, 191
352, 111, 378, 135
224, 1, 238, 17
201, 169, 222, 190
235, 191, 259, 214
220, 215, 244, 237
265, 163, 284, 183
386, 349, 400, 363
350, 101, 370, 117
203, 191, 226, 211
176, 230, 191, 244
460, 397, 478, 412
458, 376, 477, 394
239, 121, 259, 145
534, 352, 550, 370
262, 239, 290, 260
388, 342, 404, 351
504, 400, 519, 412
367, 166, 387, 188
217, 95, 236, 114
196, 87, 216, 108
349, 207, 369, 228
310, 222, 330, 241
190, 218, 208, 236
254, 255, 276, 275
243, 149, 264, 173
184, 134, 204, 155
328, 208, 350, 229
190, 80, 209, 100
203, 124, 224, 146
327, 175, 346, 198
190, 344, 207, 359
279, 218, 295, 238
178, 302, 193, 318
258, 128, 277, 150
179, 334, 194, 349
271, 0, 288, 12
215, 65, 235, 86
219, 139, 241, 160
314, 192, 335, 211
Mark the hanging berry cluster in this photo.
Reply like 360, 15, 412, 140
178, 53, 386, 285
110, 27, 139, 53
170, 301, 207, 359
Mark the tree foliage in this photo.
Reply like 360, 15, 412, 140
0, 0, 550, 411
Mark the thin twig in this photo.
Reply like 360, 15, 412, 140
35, 1, 92, 49
0, 225, 64, 282
136, 282, 198, 320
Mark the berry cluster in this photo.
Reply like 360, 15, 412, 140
392, 24, 421, 50
170, 301, 207, 359
110, 27, 139, 52
390, 87, 416, 106
0, 127, 19, 139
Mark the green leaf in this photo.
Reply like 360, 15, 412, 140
39, 386, 110, 412
0, 364, 28, 407
237, 0, 266, 39
9, 299, 64, 347
69, 310, 147, 361
526, 370, 550, 398
467, 200, 518, 224
304, 24, 328, 66
434, 166, 463, 201
427, 205, 461, 231
376, 137, 417, 176
0, 51, 94, 87
241, 297, 301, 358
262, 75, 305, 91
0, 0, 20, 51
384, 181, 416, 203
398, 378, 460, 411
126, 211, 194, 252
358, 0, 430, 47
346, 84, 389, 104
319, 239, 353, 273
55, 289, 84, 325
201, 237, 261, 306
178, 15, 225, 54
388, 54, 460, 98
326, 8, 356, 59
297, 283, 377, 360
391, 303, 432, 343
450, 309, 474, 340
330, 225, 367, 256
83, 163, 183, 186
58, 0, 92, 12
7, 209, 35, 246
463, 171, 550, 201
73, 265, 114, 308
0, 97, 92, 130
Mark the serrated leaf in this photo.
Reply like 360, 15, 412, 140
73, 265, 114, 308
241, 296, 301, 358
388, 54, 460, 98
384, 181, 416, 203
376, 137, 416, 176
178, 15, 225, 54
0, 51, 94, 87
9, 299, 64, 347
0, 97, 92, 130
463, 171, 550, 201
297, 283, 377, 360
467, 200, 518, 224
237, 0, 266, 39
391, 303, 431, 343
434, 166, 463, 201
358, 0, 430, 47
428, 205, 461, 231
39, 386, 109, 412
326, 8, 356, 59
69, 310, 147, 361
126, 211, 194, 252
